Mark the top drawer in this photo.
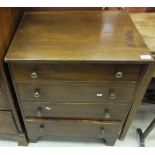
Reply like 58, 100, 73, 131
10, 63, 142, 82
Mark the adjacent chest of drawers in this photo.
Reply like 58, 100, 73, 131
0, 8, 27, 145
130, 13, 155, 103
0, 64, 27, 146
0, 68, 17, 136
5, 11, 154, 145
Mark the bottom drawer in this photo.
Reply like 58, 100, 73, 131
0, 111, 18, 135
26, 119, 122, 141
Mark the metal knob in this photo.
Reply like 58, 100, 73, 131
115, 71, 123, 79
109, 90, 116, 100
34, 89, 40, 98
40, 124, 44, 132
37, 107, 42, 117
104, 109, 111, 119
100, 127, 105, 137
31, 71, 38, 79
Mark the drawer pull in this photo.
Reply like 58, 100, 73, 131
31, 71, 38, 79
104, 110, 111, 119
34, 89, 40, 98
37, 107, 42, 117
115, 71, 123, 79
109, 91, 116, 100
100, 127, 105, 136
40, 124, 44, 132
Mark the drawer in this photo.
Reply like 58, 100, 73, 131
26, 119, 122, 139
22, 102, 130, 121
0, 111, 18, 135
152, 69, 155, 78
0, 85, 10, 110
10, 63, 142, 82
17, 82, 136, 102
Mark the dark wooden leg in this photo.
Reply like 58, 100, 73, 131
18, 133, 28, 146
28, 135, 39, 143
29, 138, 38, 143
104, 138, 116, 146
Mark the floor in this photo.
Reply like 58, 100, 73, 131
0, 103, 155, 147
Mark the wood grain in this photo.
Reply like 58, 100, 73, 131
10, 63, 142, 82
22, 101, 130, 121
16, 82, 136, 103
5, 11, 153, 63
130, 13, 155, 78
0, 111, 18, 135
26, 118, 122, 145
0, 8, 27, 145
6, 11, 154, 145
130, 13, 155, 53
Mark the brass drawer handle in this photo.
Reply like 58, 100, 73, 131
31, 71, 38, 79
109, 90, 116, 100
37, 107, 42, 117
40, 124, 45, 132
115, 71, 123, 79
34, 89, 40, 98
104, 109, 111, 119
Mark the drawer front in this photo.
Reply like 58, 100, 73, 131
26, 119, 122, 139
17, 83, 136, 102
153, 70, 155, 78
0, 111, 18, 135
22, 102, 130, 121
0, 85, 9, 110
10, 63, 142, 82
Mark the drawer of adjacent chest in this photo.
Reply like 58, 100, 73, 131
17, 82, 136, 102
26, 119, 122, 139
0, 85, 10, 110
10, 63, 142, 82
0, 111, 18, 135
22, 102, 130, 121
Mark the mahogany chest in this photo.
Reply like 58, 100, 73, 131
5, 11, 154, 145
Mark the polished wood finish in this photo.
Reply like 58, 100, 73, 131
22, 102, 130, 121
10, 63, 142, 82
6, 11, 152, 62
6, 11, 153, 145
0, 8, 22, 61
0, 8, 27, 145
26, 119, 122, 145
130, 13, 155, 106
130, 13, 155, 53
130, 13, 155, 77
17, 82, 136, 102
0, 111, 18, 135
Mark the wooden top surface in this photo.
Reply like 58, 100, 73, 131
5, 11, 153, 63
130, 13, 155, 54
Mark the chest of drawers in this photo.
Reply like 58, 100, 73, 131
0, 8, 27, 145
5, 11, 154, 145
130, 13, 155, 103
